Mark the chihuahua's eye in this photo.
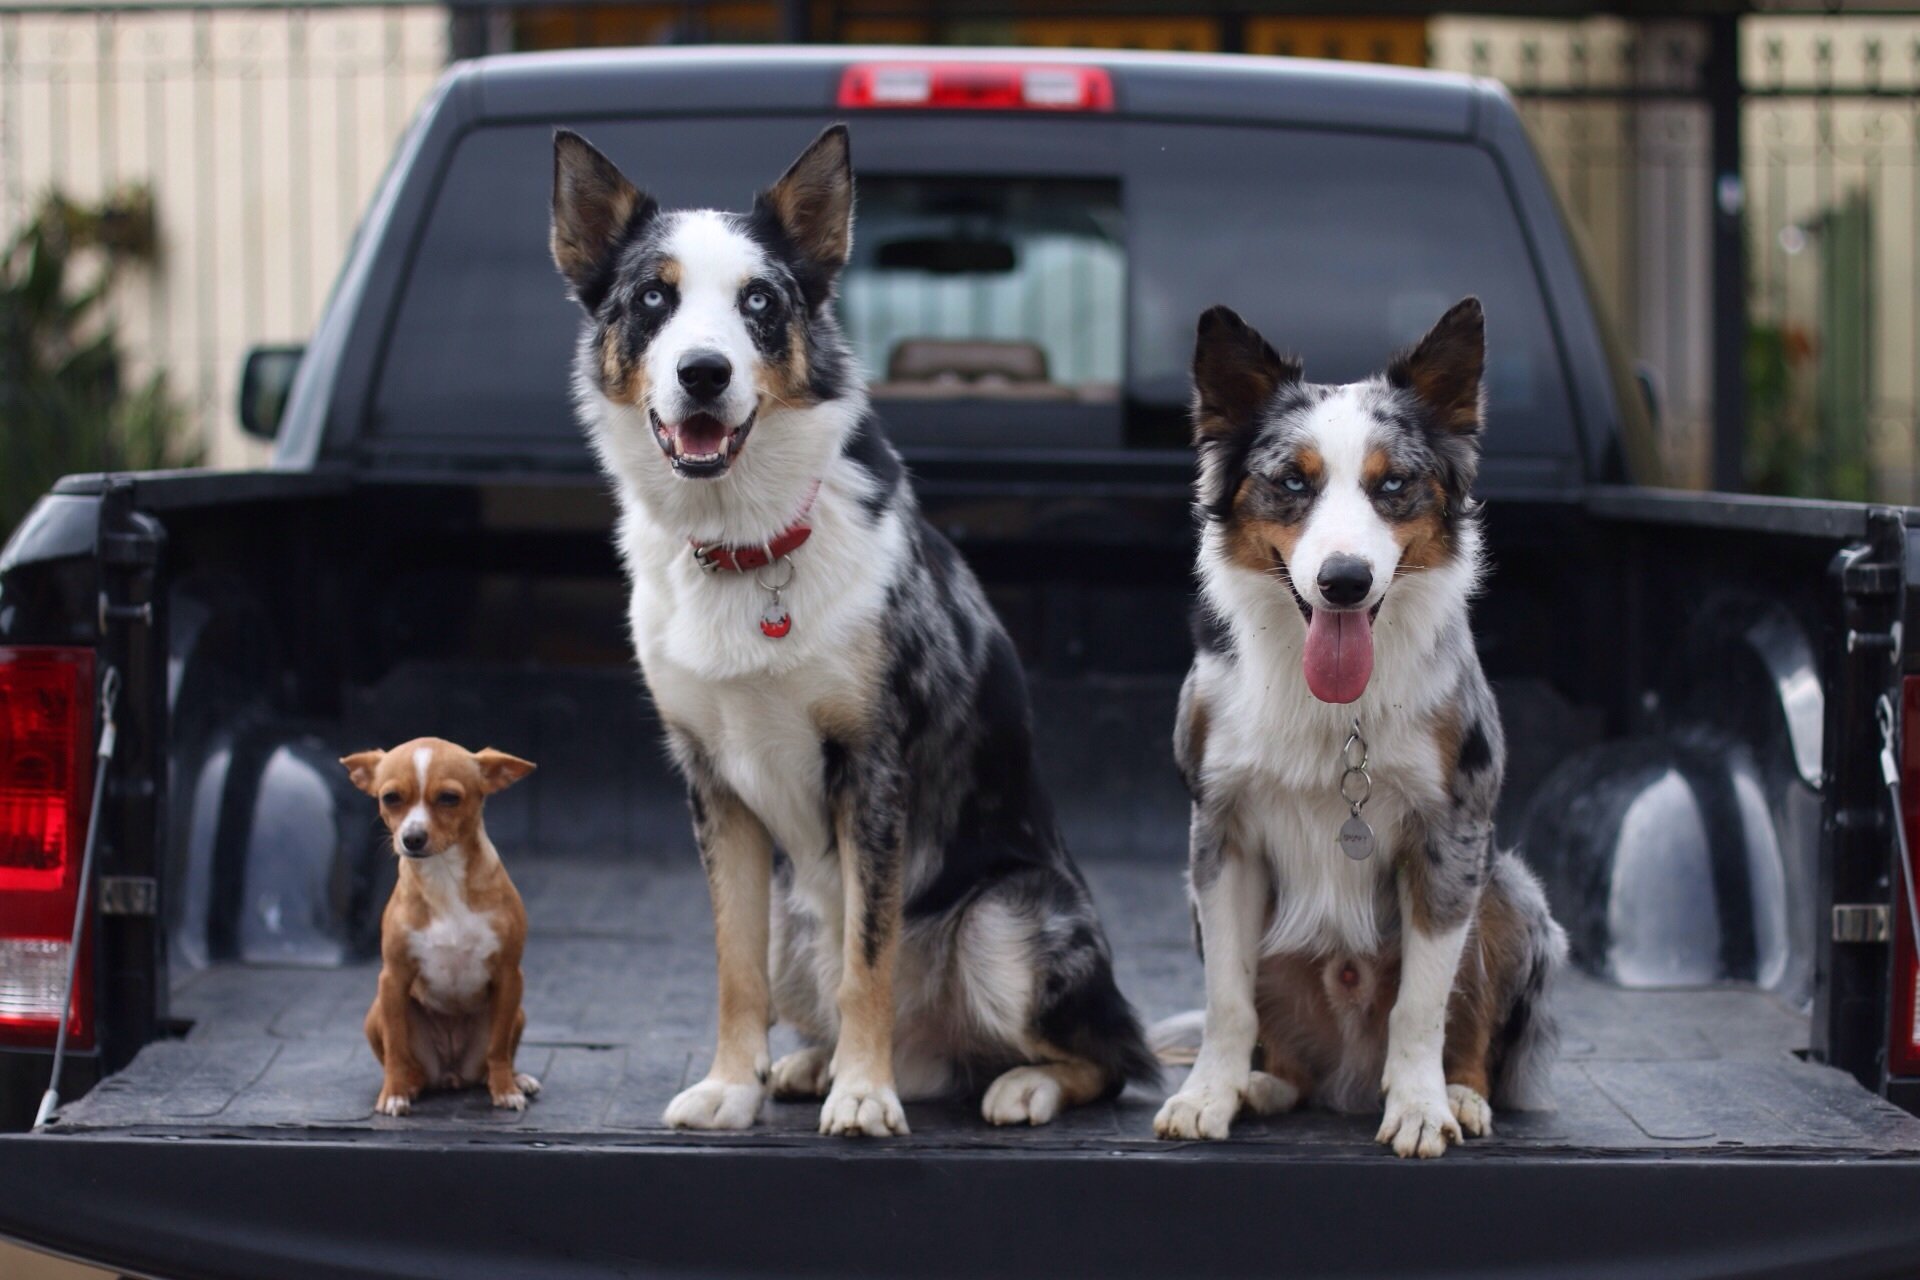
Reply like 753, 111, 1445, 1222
640, 287, 666, 309
380, 791, 403, 807
744, 290, 771, 314
1380, 475, 1406, 494
1280, 473, 1309, 494
435, 791, 461, 808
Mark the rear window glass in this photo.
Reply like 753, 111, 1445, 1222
365, 116, 1572, 465
845, 178, 1123, 405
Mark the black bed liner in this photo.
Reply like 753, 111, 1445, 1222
6, 856, 1920, 1278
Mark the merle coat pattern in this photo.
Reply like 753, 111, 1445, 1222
550, 124, 1153, 1136
1155, 300, 1565, 1157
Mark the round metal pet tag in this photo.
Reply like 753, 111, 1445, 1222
1338, 814, 1376, 861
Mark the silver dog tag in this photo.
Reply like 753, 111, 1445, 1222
1338, 814, 1376, 861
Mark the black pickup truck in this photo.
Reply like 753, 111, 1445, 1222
3, 46, 1919, 1279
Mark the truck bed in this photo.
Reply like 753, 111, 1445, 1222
34, 852, 1918, 1156
9, 850, 1920, 1278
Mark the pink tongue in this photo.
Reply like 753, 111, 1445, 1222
1303, 608, 1374, 704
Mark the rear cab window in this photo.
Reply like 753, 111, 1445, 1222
365, 114, 1575, 485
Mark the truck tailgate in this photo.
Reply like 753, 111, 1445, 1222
5, 856, 1920, 1279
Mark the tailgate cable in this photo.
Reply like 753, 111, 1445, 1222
1878, 694, 1920, 952
32, 666, 120, 1130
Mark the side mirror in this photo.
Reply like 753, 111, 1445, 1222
239, 345, 303, 441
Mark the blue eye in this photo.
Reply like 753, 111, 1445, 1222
1281, 474, 1309, 494
1380, 476, 1406, 494
641, 287, 666, 308
745, 290, 771, 314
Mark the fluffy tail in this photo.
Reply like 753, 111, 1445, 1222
1488, 851, 1568, 1112
1036, 947, 1162, 1094
1148, 1008, 1205, 1067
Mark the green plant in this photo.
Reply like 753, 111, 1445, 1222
0, 188, 199, 538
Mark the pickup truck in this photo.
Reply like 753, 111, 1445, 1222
2, 46, 1919, 1279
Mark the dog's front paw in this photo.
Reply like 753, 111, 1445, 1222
375, 1089, 414, 1117
982, 1066, 1065, 1126
1377, 1080, 1462, 1158
770, 1046, 833, 1100
1447, 1083, 1492, 1137
664, 1078, 765, 1130
492, 1084, 530, 1111
515, 1072, 543, 1098
1153, 1080, 1244, 1140
819, 1079, 907, 1136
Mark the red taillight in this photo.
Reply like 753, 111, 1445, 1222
1893, 676, 1920, 1076
0, 647, 95, 1050
837, 62, 1114, 112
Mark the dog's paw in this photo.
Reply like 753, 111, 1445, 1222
819, 1079, 908, 1136
1243, 1070, 1303, 1117
515, 1072, 542, 1098
982, 1066, 1065, 1127
374, 1090, 413, 1118
1377, 1081, 1463, 1158
770, 1046, 833, 1100
1447, 1083, 1492, 1137
1153, 1080, 1244, 1140
664, 1078, 765, 1130
492, 1085, 530, 1112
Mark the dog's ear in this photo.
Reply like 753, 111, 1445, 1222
551, 130, 656, 313
757, 125, 853, 299
474, 749, 537, 795
340, 751, 385, 795
1191, 306, 1300, 446
1387, 296, 1485, 436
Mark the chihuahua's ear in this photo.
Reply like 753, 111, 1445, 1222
340, 751, 385, 795
474, 749, 537, 795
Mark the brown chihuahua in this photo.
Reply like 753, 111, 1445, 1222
341, 737, 540, 1116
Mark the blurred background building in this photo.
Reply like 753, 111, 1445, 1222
0, 1, 1911, 499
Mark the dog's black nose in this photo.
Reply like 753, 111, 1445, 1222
1317, 554, 1374, 608
401, 830, 428, 854
677, 350, 732, 400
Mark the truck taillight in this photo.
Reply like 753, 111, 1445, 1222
1893, 676, 1920, 1076
837, 62, 1114, 112
0, 647, 95, 1050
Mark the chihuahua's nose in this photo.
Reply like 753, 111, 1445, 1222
1317, 554, 1374, 608
401, 830, 428, 855
677, 350, 732, 401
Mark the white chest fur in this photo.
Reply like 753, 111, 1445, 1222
404, 854, 500, 1014
1195, 567, 1461, 957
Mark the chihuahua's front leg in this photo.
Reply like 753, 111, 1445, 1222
484, 959, 534, 1110
1155, 807, 1271, 1140
819, 744, 908, 1137
371, 966, 427, 1117
663, 772, 774, 1130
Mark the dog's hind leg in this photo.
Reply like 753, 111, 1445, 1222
768, 877, 834, 1100
983, 1057, 1106, 1127
664, 769, 776, 1131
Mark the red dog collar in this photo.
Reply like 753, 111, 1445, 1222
690, 481, 820, 574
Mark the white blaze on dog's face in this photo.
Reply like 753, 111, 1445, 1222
1191, 299, 1487, 704
340, 738, 536, 859
550, 125, 856, 483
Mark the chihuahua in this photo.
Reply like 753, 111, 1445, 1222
341, 737, 540, 1116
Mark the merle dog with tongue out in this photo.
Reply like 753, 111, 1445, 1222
1154, 298, 1566, 1158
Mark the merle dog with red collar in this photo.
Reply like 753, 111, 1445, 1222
550, 124, 1153, 1135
